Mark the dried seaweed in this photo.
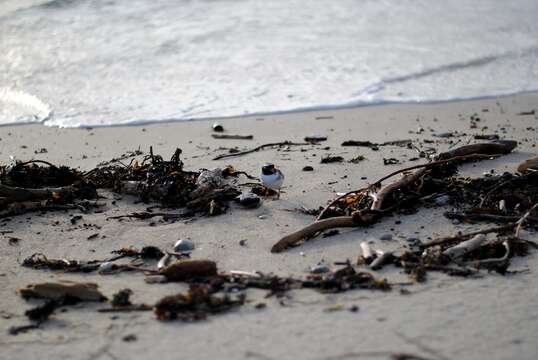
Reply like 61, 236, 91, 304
154, 284, 245, 321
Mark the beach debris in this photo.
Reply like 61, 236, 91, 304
98, 262, 118, 274
359, 242, 375, 264
302, 165, 314, 171
111, 289, 133, 307
320, 155, 344, 163
271, 140, 519, 252
433, 195, 450, 206
22, 253, 102, 273
370, 251, 395, 270
310, 264, 330, 274
379, 233, 393, 241
212, 123, 224, 132
383, 158, 400, 165
304, 135, 328, 143
235, 192, 261, 208
19, 281, 106, 301
157, 253, 174, 270
159, 260, 218, 281
442, 234, 488, 260
517, 156, 538, 173
145, 275, 168, 284
516, 110, 535, 116
348, 155, 366, 164
474, 134, 500, 140
213, 141, 310, 160
154, 284, 245, 321
341, 139, 412, 149
212, 134, 253, 140
174, 239, 195, 252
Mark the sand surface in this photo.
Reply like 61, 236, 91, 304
1, 94, 538, 360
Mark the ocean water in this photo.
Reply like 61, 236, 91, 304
1, 0, 538, 127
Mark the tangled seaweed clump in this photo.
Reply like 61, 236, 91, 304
1, 147, 248, 218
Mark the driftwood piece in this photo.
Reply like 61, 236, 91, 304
442, 234, 487, 260
517, 156, 538, 173
19, 281, 106, 301
0, 184, 76, 205
423, 224, 515, 248
272, 140, 518, 253
213, 141, 310, 160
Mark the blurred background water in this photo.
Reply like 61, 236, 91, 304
1, 0, 537, 127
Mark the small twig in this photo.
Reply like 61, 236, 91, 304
212, 134, 253, 140
515, 202, 538, 237
445, 212, 538, 225
98, 305, 152, 313
423, 224, 516, 248
107, 211, 194, 221
213, 141, 310, 160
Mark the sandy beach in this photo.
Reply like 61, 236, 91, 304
1, 93, 538, 360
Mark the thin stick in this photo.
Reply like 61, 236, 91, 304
515, 202, 538, 237
271, 216, 358, 253
213, 141, 310, 160
423, 224, 516, 248
211, 134, 253, 140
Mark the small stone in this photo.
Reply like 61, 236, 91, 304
310, 264, 330, 274
173, 239, 195, 252
434, 195, 450, 206
212, 123, 224, 132
379, 233, 392, 241
239, 239, 247, 246
300, 252, 306, 257
406, 237, 420, 243
98, 262, 117, 275
302, 166, 314, 171
258, 215, 268, 220
144, 275, 168, 284
235, 193, 261, 209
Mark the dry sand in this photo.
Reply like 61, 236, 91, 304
1, 93, 538, 360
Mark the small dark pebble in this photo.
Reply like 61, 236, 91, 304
255, 303, 267, 309
321, 155, 344, 164
8, 237, 20, 246
87, 233, 99, 240
212, 123, 224, 132
122, 334, 137, 342
70, 215, 83, 225
349, 305, 359, 312
239, 239, 247, 247
302, 166, 314, 171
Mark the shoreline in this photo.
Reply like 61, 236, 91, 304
3, 89, 538, 129
1, 93, 538, 360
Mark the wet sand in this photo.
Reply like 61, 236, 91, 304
1, 93, 538, 360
